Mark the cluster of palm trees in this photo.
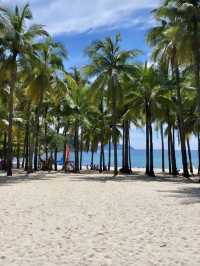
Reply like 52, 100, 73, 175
0, 1, 200, 178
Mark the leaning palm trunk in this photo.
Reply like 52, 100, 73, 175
160, 123, 165, 172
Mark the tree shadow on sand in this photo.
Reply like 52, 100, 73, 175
0, 170, 59, 186
158, 187, 200, 205
0, 170, 199, 207
70, 172, 200, 205
69, 171, 195, 184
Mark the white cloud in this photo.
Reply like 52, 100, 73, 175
0, 0, 159, 35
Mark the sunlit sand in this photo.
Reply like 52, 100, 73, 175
0, 171, 199, 266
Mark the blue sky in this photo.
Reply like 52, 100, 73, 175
2, 0, 198, 149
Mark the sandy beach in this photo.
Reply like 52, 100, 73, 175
0, 170, 200, 266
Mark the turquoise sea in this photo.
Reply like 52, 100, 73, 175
56, 148, 199, 170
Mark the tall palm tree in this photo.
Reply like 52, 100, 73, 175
27, 37, 66, 170
84, 33, 140, 175
65, 68, 94, 172
147, 8, 189, 177
127, 63, 170, 176
162, 0, 200, 145
0, 4, 47, 176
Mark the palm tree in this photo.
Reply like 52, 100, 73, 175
0, 4, 47, 176
147, 8, 189, 177
85, 33, 140, 175
28, 37, 66, 171
64, 68, 94, 172
127, 63, 170, 176
162, 0, 200, 147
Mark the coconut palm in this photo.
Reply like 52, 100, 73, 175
127, 63, 170, 176
28, 37, 66, 170
147, 8, 190, 177
0, 4, 47, 176
84, 33, 140, 175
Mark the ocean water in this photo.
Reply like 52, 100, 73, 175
56, 149, 199, 170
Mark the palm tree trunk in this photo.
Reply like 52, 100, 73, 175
44, 109, 48, 161
3, 133, 7, 164
100, 140, 103, 173
145, 104, 150, 175
112, 75, 118, 176
124, 120, 130, 173
91, 148, 94, 170
7, 55, 17, 176
102, 146, 106, 171
160, 123, 165, 172
108, 137, 111, 171
128, 132, 132, 172
54, 125, 60, 171
149, 115, 155, 177
168, 125, 172, 175
24, 121, 29, 171
171, 126, 178, 176
122, 122, 125, 170
171, 128, 178, 176
28, 131, 34, 173
16, 135, 20, 169
80, 128, 83, 170
54, 148, 58, 171
34, 107, 40, 171
174, 57, 189, 177
192, 19, 200, 150
198, 132, 200, 174
63, 130, 67, 166
74, 122, 79, 172
187, 138, 193, 175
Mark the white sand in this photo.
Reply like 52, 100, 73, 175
0, 171, 200, 266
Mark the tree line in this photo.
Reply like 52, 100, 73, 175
0, 1, 199, 178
